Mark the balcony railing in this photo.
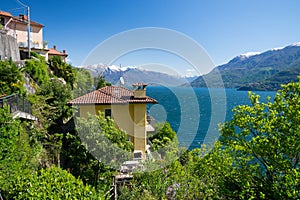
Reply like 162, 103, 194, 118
19, 41, 42, 49
0, 94, 32, 115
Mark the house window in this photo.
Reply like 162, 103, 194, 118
0, 17, 5, 26
104, 109, 112, 118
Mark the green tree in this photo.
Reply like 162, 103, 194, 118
0, 106, 41, 199
25, 53, 49, 85
73, 68, 94, 97
119, 123, 185, 200
49, 56, 76, 89
181, 142, 236, 199
220, 78, 300, 199
149, 122, 177, 151
28, 79, 73, 167
0, 60, 25, 95
36, 79, 73, 125
61, 131, 113, 190
76, 113, 133, 167
61, 112, 133, 190
13, 166, 103, 200
119, 142, 234, 200
95, 73, 111, 89
119, 78, 300, 199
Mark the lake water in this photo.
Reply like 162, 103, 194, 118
146, 86, 275, 150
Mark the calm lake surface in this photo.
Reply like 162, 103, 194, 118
147, 86, 276, 150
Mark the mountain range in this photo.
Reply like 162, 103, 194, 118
78, 42, 300, 91
78, 64, 196, 87
190, 42, 300, 90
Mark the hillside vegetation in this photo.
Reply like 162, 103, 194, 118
0, 55, 176, 199
0, 55, 109, 199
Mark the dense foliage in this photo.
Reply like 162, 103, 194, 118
220, 79, 300, 199
0, 57, 109, 199
75, 113, 133, 168
73, 68, 94, 97
0, 106, 40, 199
0, 60, 24, 95
49, 56, 76, 89
24, 52, 49, 85
119, 78, 300, 199
37, 79, 73, 123
95, 73, 111, 89
0, 103, 102, 199
149, 122, 177, 150
13, 166, 102, 200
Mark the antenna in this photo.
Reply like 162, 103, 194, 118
120, 77, 125, 85
15, 0, 30, 58
119, 64, 125, 86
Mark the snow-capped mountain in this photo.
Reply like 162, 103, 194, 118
190, 42, 300, 90
229, 42, 300, 64
228, 51, 261, 64
78, 64, 193, 86
239, 51, 261, 58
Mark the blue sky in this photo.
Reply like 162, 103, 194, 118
2, 0, 300, 75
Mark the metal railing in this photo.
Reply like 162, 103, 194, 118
0, 94, 32, 115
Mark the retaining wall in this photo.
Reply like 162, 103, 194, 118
0, 31, 20, 61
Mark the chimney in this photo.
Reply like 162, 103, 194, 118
19, 14, 28, 21
53, 45, 56, 50
133, 83, 147, 98
63, 50, 66, 54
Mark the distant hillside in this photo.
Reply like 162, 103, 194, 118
190, 43, 300, 90
238, 65, 300, 91
78, 64, 192, 87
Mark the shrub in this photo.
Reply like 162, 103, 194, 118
13, 166, 103, 200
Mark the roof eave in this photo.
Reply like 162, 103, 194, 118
68, 101, 157, 105
68, 102, 128, 105
12, 18, 44, 27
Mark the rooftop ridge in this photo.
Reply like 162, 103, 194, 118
99, 85, 132, 100
68, 85, 157, 105
98, 87, 128, 103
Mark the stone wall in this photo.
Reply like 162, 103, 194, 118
0, 31, 20, 61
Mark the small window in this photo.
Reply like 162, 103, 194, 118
0, 17, 5, 26
104, 109, 112, 118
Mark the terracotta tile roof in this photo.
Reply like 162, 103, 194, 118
11, 16, 44, 28
0, 11, 43, 27
0, 11, 13, 17
48, 48, 67, 56
68, 86, 158, 105
29, 20, 44, 27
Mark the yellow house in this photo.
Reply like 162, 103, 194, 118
68, 83, 157, 158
